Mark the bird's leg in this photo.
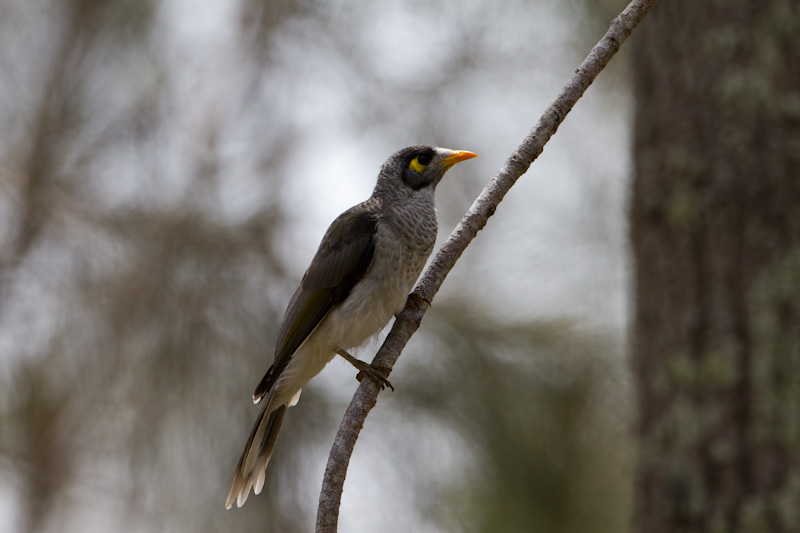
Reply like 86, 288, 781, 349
335, 349, 394, 391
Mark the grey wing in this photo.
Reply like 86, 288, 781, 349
252, 200, 380, 402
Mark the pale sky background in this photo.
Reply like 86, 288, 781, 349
0, 0, 632, 531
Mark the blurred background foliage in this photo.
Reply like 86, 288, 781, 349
0, 0, 633, 531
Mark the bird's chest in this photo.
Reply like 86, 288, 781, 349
376, 215, 436, 299
323, 204, 436, 350
327, 234, 429, 350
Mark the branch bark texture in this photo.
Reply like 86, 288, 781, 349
316, 0, 658, 530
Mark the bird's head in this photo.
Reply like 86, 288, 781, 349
375, 145, 478, 196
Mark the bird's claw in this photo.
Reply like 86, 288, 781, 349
336, 349, 395, 391
356, 365, 394, 392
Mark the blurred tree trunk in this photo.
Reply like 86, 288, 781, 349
630, 0, 800, 531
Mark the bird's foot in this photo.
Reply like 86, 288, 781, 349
336, 349, 394, 391
355, 364, 394, 392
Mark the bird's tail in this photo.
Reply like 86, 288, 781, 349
225, 398, 287, 509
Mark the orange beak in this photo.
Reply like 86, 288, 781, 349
441, 150, 478, 168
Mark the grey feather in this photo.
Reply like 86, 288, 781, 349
226, 146, 476, 509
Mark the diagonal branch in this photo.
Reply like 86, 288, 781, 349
316, 0, 659, 530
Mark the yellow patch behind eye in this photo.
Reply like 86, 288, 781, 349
409, 157, 426, 173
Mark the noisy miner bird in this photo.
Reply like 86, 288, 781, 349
225, 145, 477, 509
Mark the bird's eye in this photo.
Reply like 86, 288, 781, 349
409, 153, 433, 172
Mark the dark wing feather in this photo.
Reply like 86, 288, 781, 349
252, 200, 380, 402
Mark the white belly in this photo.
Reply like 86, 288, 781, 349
270, 228, 430, 407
